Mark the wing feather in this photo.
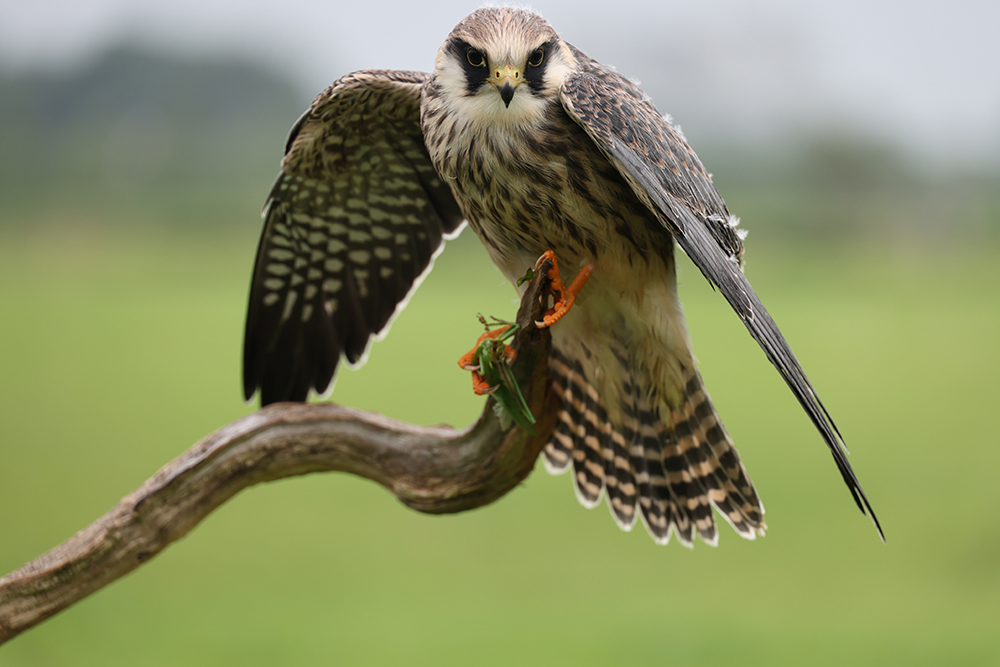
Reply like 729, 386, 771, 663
243, 69, 465, 404
559, 49, 883, 539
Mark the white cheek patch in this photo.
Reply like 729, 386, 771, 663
433, 50, 473, 105
543, 51, 574, 95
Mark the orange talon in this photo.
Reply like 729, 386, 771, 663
457, 348, 478, 371
535, 250, 594, 328
458, 326, 508, 370
457, 324, 516, 395
502, 342, 517, 365
470, 370, 498, 395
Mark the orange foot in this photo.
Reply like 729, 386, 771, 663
535, 250, 594, 328
457, 324, 517, 395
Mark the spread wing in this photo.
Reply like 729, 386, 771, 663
243, 70, 464, 405
559, 47, 883, 539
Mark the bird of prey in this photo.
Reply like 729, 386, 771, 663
243, 7, 882, 546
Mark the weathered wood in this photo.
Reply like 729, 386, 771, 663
0, 261, 556, 645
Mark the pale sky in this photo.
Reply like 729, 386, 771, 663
2, 0, 998, 170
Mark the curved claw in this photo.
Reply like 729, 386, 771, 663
534, 250, 594, 328
470, 371, 500, 395
459, 324, 516, 395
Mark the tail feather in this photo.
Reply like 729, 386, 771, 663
604, 399, 638, 531
542, 412, 573, 474
572, 356, 609, 509
546, 353, 609, 509
675, 372, 764, 538
653, 389, 715, 547
544, 346, 766, 546
635, 391, 693, 546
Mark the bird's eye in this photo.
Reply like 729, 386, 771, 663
467, 48, 486, 68
528, 47, 544, 67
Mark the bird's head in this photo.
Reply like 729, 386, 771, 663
432, 8, 574, 127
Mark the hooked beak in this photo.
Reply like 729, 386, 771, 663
498, 82, 515, 107
491, 64, 522, 108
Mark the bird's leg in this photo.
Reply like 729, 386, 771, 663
458, 325, 516, 395
535, 250, 594, 328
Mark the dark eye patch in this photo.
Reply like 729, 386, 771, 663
447, 38, 491, 96
525, 40, 558, 94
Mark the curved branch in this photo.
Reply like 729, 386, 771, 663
0, 262, 557, 645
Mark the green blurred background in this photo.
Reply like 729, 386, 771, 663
2, 3, 999, 664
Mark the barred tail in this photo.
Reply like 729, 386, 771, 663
543, 346, 765, 547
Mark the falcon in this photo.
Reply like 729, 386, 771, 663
243, 7, 882, 546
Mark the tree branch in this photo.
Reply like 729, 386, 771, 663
0, 262, 556, 645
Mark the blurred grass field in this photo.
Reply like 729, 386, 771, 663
1, 216, 998, 665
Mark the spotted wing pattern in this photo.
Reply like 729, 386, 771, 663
559, 47, 883, 539
243, 69, 464, 404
